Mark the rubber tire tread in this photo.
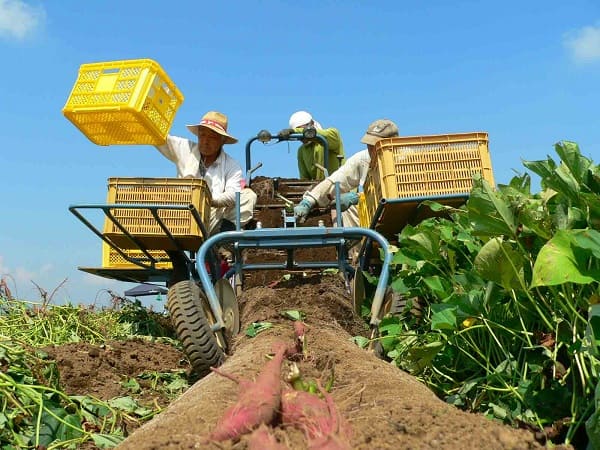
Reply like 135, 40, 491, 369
167, 280, 224, 378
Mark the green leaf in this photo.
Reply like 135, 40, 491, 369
517, 198, 553, 240
571, 229, 600, 259
351, 336, 369, 348
92, 433, 126, 448
554, 141, 591, 186
474, 237, 525, 291
423, 275, 450, 298
507, 172, 532, 195
282, 310, 304, 321
467, 178, 517, 237
166, 377, 189, 392
390, 277, 409, 294
407, 231, 440, 261
72, 396, 111, 417
431, 304, 458, 330
37, 406, 83, 447
379, 316, 401, 335
405, 341, 444, 373
488, 402, 508, 420
531, 229, 600, 287
108, 396, 139, 412
584, 304, 600, 357
245, 321, 273, 337
121, 378, 141, 393
586, 381, 600, 449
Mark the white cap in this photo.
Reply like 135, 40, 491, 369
289, 111, 313, 129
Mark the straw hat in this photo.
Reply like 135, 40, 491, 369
186, 111, 238, 144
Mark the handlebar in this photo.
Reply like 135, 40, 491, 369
244, 129, 329, 182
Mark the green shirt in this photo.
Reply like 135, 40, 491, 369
296, 127, 345, 180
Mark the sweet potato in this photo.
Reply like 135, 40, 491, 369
208, 344, 287, 442
247, 424, 288, 450
280, 384, 352, 450
285, 320, 307, 358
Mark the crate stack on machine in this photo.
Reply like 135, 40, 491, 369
62, 59, 212, 272
101, 178, 212, 270
358, 132, 495, 240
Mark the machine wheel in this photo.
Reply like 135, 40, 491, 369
215, 278, 240, 336
228, 271, 243, 298
381, 287, 403, 318
167, 280, 224, 378
351, 268, 366, 315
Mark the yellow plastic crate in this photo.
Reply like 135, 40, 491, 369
359, 132, 495, 233
62, 59, 184, 145
102, 243, 172, 269
102, 177, 212, 251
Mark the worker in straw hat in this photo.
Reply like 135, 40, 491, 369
155, 111, 257, 235
278, 110, 345, 181
293, 118, 399, 227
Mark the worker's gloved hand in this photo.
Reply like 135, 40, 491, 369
294, 198, 315, 223
338, 192, 360, 211
278, 128, 295, 139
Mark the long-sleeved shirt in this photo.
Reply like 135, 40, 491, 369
296, 128, 345, 180
306, 149, 370, 206
155, 135, 246, 234
155, 135, 242, 208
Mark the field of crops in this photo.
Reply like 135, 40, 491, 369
1, 141, 599, 449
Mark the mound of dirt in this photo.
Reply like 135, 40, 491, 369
43, 339, 189, 408
116, 274, 568, 450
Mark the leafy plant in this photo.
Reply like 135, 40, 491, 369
0, 296, 187, 448
368, 141, 600, 446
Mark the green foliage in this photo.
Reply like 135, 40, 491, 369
368, 141, 600, 446
245, 321, 273, 337
117, 298, 176, 338
0, 297, 187, 448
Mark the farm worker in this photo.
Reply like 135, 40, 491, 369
278, 110, 345, 181
293, 118, 399, 227
155, 111, 257, 235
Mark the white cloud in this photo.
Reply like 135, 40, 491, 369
564, 23, 600, 64
0, 0, 45, 41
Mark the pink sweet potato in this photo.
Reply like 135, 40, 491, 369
247, 424, 288, 450
280, 384, 352, 450
208, 344, 287, 442
285, 320, 307, 358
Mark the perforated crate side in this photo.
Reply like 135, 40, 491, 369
359, 175, 380, 228
372, 132, 494, 199
101, 243, 172, 269
62, 59, 184, 145
102, 178, 211, 250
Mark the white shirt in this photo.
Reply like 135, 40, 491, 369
308, 149, 370, 206
156, 135, 242, 208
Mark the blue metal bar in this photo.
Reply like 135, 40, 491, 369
245, 132, 329, 180
197, 227, 392, 329
69, 205, 161, 269
237, 262, 342, 270
334, 182, 343, 227
359, 193, 470, 269
69, 203, 210, 272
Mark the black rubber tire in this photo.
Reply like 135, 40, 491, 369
166, 280, 224, 378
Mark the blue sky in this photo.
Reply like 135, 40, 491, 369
1, 0, 599, 306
